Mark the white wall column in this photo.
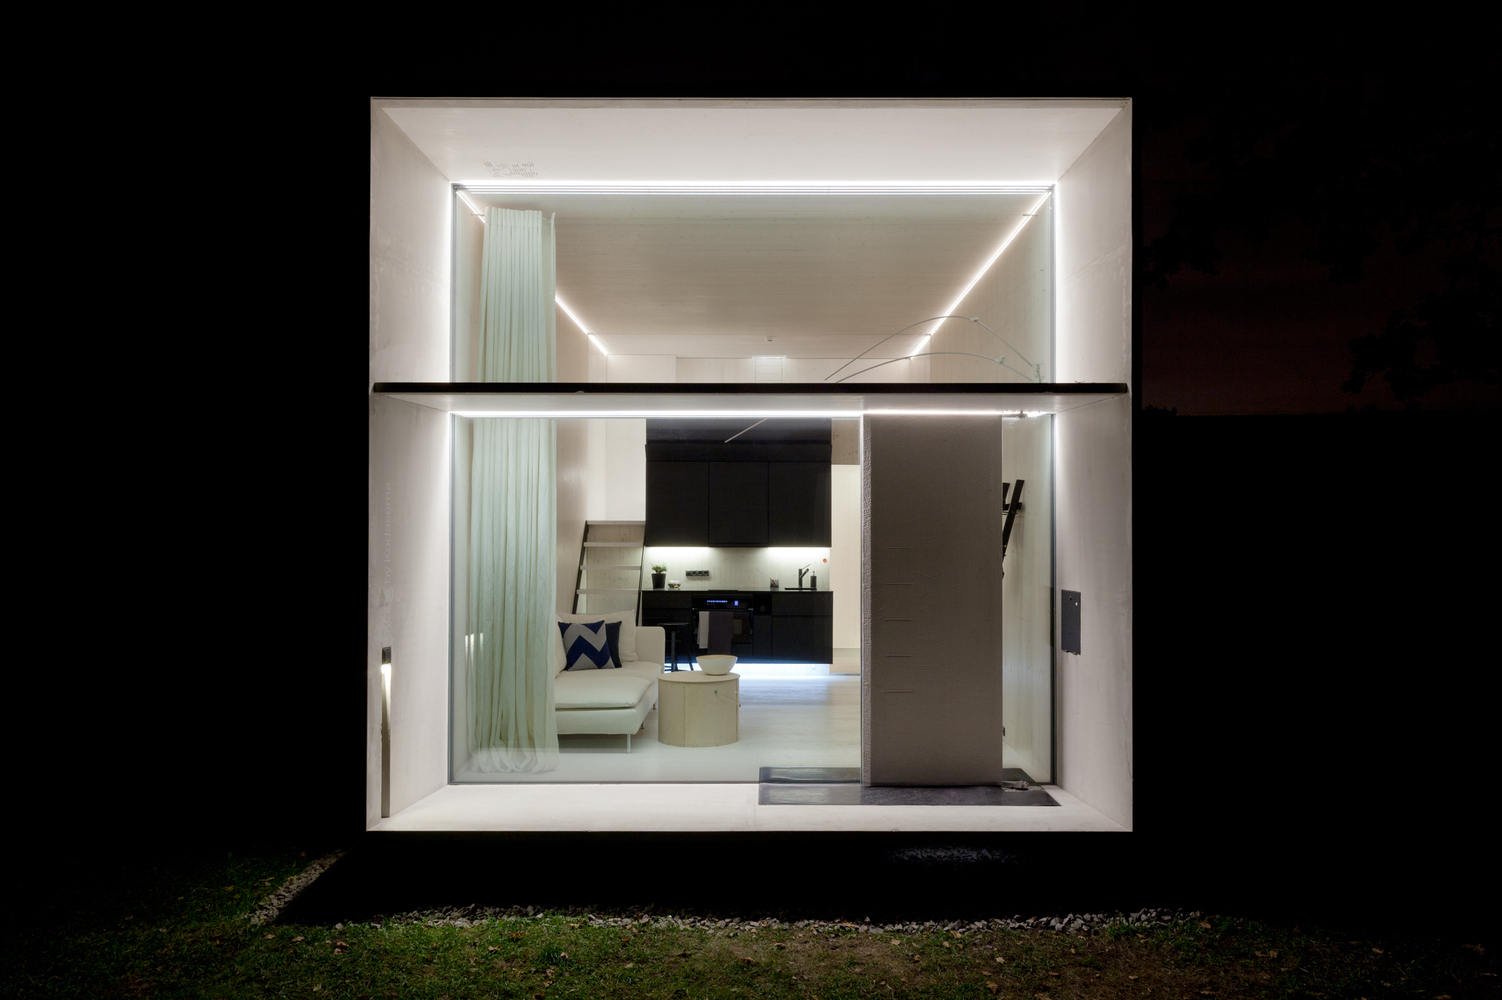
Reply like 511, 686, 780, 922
1054, 102, 1133, 829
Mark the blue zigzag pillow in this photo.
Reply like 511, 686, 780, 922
559, 620, 614, 670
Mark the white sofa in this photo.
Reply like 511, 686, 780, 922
553, 610, 665, 751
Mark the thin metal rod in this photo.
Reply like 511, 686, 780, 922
825, 315, 1040, 383
822, 316, 963, 381
724, 418, 767, 443
969, 317, 1037, 372
835, 351, 1036, 384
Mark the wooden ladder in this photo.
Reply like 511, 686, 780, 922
573, 521, 647, 624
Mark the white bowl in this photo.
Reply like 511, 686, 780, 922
696, 655, 737, 675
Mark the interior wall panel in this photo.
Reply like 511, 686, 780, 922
862, 415, 1005, 785
831, 464, 862, 649
555, 306, 591, 615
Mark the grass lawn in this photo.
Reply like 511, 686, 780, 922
4, 845, 1495, 999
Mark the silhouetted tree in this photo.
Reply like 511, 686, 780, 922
1141, 67, 1500, 403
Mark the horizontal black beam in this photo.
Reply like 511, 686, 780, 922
373, 381, 1130, 396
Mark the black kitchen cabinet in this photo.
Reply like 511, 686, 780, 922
641, 590, 832, 663
645, 462, 708, 545
771, 615, 833, 662
647, 458, 829, 548
771, 591, 833, 616
768, 462, 831, 546
709, 462, 769, 546
753, 614, 774, 658
641, 591, 692, 612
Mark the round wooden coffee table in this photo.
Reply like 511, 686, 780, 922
657, 671, 740, 746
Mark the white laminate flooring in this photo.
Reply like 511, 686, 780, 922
454, 675, 861, 784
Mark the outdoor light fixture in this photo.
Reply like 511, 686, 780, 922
380, 648, 392, 819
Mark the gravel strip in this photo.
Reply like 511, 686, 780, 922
248, 850, 345, 926
359, 904, 1209, 935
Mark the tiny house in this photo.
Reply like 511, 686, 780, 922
369, 98, 1133, 835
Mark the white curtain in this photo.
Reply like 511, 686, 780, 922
468, 209, 559, 772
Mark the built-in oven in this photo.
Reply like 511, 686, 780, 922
692, 592, 755, 655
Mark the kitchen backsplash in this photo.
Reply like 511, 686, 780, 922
644, 546, 832, 591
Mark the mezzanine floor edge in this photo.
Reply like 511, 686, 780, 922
373, 382, 1130, 416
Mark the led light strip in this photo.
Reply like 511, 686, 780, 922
913, 190, 1055, 358
457, 182, 1055, 195
457, 190, 487, 222
454, 410, 865, 419
451, 408, 1043, 418
553, 294, 608, 354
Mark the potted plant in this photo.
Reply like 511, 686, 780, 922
651, 564, 667, 589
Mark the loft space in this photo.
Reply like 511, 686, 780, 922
375, 98, 1129, 387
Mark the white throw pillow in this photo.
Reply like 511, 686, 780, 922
557, 610, 638, 664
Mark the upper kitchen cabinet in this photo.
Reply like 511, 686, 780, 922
645, 461, 708, 545
709, 462, 769, 546
646, 418, 833, 548
768, 462, 831, 546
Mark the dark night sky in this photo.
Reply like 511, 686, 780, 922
26, 27, 1492, 912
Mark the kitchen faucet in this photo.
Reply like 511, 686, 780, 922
798, 563, 810, 588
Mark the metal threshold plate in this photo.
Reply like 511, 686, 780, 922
757, 767, 1056, 806
759, 784, 1058, 806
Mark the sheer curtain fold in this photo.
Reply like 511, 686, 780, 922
469, 209, 559, 773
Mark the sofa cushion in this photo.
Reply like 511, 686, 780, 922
557, 610, 638, 672
559, 621, 613, 671
553, 671, 652, 711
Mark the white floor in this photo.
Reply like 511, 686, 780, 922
455, 675, 862, 784
454, 674, 1045, 784
376, 782, 1126, 833
411, 674, 1123, 832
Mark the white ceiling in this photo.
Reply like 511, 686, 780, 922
463, 189, 1046, 357
382, 100, 1124, 360
380, 99, 1124, 184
